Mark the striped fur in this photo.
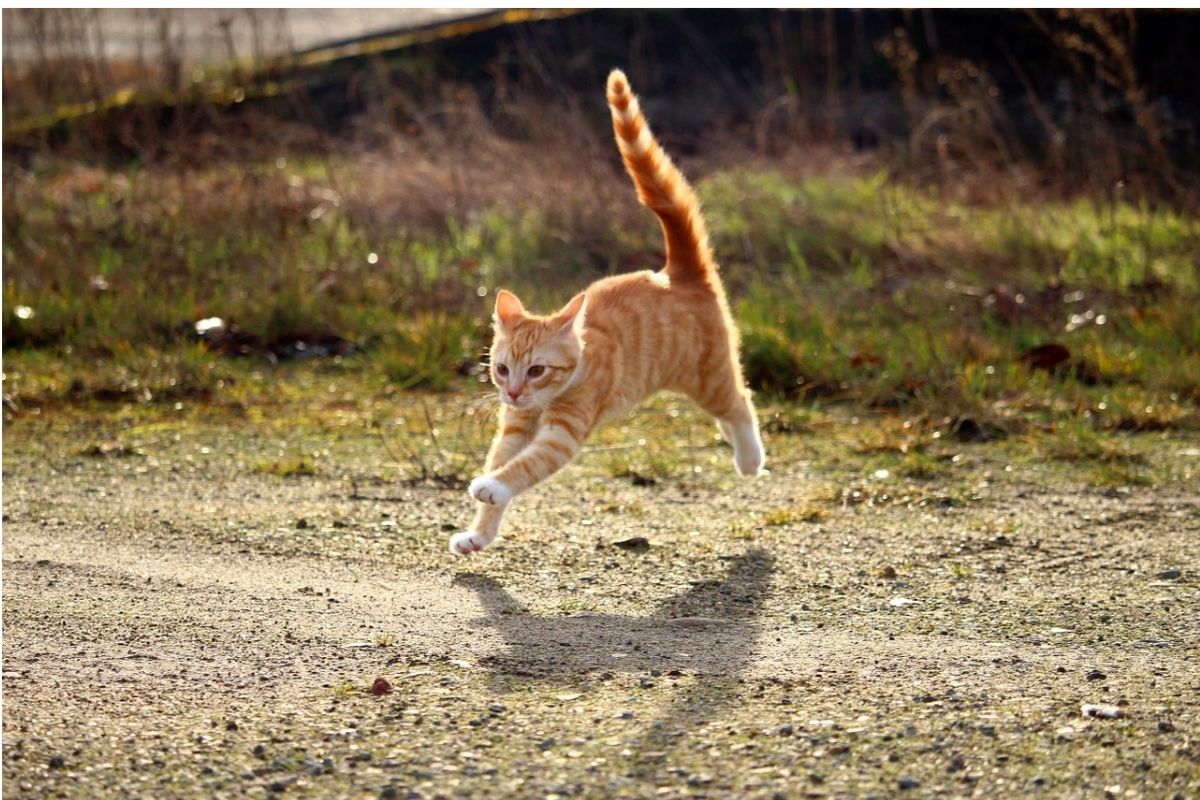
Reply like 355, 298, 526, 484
606, 69, 713, 282
450, 69, 764, 556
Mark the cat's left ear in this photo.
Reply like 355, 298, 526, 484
554, 291, 588, 338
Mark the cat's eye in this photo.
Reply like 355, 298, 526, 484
527, 365, 546, 378
494, 363, 509, 378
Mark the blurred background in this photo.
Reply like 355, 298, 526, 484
3, 8, 1198, 438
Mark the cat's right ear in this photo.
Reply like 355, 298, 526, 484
494, 289, 526, 331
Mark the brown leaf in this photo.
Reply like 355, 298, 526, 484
367, 677, 393, 696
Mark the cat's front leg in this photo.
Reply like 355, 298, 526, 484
469, 411, 589, 504
451, 407, 537, 555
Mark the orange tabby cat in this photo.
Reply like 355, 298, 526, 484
451, 69, 764, 555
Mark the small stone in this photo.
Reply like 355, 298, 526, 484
613, 536, 650, 552
779, 723, 794, 737
1157, 720, 1176, 733
488, 703, 506, 714
1082, 703, 1123, 719
877, 565, 897, 579
48, 755, 65, 769
898, 777, 921, 790
295, 518, 309, 529
947, 754, 966, 772
225, 720, 239, 731
1086, 669, 1107, 681
538, 738, 556, 751
1156, 569, 1181, 579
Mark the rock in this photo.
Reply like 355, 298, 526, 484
1082, 704, 1123, 719
613, 536, 650, 552
889, 596, 918, 607
1086, 670, 1107, 681
898, 777, 921, 790
1157, 720, 1175, 733
779, 723, 794, 736
1156, 569, 1181, 579
48, 755, 65, 769
877, 565, 898, 579
295, 518, 309, 529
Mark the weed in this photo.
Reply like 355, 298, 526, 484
254, 455, 319, 477
761, 505, 826, 526
330, 681, 358, 700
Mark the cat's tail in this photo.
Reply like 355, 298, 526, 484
606, 69, 714, 282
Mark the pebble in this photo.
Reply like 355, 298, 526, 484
48, 755, 65, 769
1156, 569, 1181, 579
1157, 720, 1176, 733
898, 776, 921, 790
1086, 669, 1107, 681
1082, 704, 1123, 719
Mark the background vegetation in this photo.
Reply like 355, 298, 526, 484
4, 9, 1199, 452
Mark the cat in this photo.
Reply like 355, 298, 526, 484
450, 69, 765, 555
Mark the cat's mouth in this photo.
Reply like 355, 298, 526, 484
502, 394, 533, 409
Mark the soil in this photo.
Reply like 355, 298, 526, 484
3, 407, 1199, 799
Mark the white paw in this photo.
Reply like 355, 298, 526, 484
734, 440, 766, 477
468, 475, 513, 505
449, 530, 494, 555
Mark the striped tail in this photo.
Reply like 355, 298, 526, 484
606, 69, 714, 282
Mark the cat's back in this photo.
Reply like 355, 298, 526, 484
580, 269, 733, 398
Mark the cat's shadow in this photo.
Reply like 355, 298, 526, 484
454, 548, 774, 678
454, 549, 774, 778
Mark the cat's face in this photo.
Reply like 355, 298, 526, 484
489, 290, 587, 410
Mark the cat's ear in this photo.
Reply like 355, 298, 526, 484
494, 289, 526, 331
554, 291, 588, 338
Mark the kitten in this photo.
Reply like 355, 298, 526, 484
450, 69, 765, 555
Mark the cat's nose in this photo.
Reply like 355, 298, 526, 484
507, 388, 523, 402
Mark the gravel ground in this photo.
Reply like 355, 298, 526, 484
3, 403, 1199, 799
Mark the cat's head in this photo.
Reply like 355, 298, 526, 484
488, 289, 587, 410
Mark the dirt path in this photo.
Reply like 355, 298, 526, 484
4, 420, 1199, 798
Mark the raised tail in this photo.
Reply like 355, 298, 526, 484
606, 69, 714, 282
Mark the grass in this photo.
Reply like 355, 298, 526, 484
4, 136, 1199, 450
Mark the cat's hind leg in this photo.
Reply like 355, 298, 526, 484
719, 393, 765, 477
695, 369, 765, 477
